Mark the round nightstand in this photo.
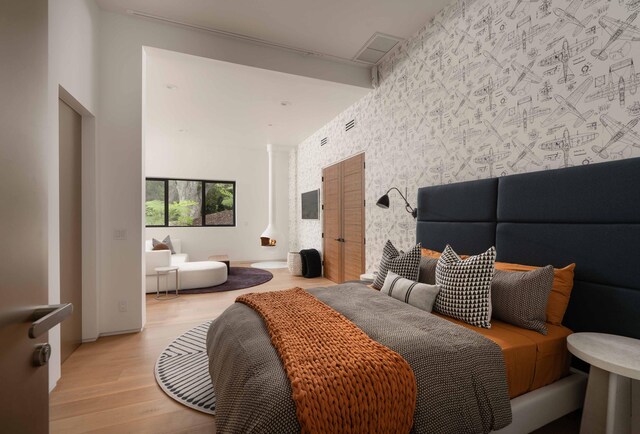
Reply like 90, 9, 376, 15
567, 332, 640, 434
359, 273, 376, 284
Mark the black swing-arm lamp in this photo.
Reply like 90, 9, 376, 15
376, 187, 418, 219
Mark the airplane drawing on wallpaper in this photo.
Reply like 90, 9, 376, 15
453, 89, 476, 116
482, 108, 509, 142
506, 0, 539, 19
503, 18, 550, 53
508, 138, 542, 169
539, 37, 598, 84
542, 77, 594, 127
542, 0, 593, 43
448, 55, 482, 83
452, 26, 473, 55
539, 128, 598, 167
446, 0, 480, 21
474, 148, 510, 177
430, 160, 455, 184
508, 60, 542, 95
585, 58, 639, 106
591, 12, 640, 61
452, 154, 476, 179
447, 125, 482, 146
592, 114, 640, 158
474, 76, 510, 111
482, 33, 508, 72
504, 104, 551, 129
473, 6, 494, 40
429, 43, 446, 71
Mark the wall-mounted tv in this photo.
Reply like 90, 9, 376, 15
301, 189, 319, 220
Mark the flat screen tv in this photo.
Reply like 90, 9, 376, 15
301, 189, 319, 219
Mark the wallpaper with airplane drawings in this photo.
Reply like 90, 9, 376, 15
290, 0, 640, 272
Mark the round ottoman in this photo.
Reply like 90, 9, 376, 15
178, 261, 227, 290
287, 251, 303, 276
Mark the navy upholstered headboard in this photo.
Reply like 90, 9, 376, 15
416, 157, 640, 340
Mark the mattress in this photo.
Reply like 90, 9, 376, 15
434, 314, 572, 399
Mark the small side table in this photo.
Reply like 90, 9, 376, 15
359, 273, 376, 283
567, 332, 640, 434
155, 266, 179, 300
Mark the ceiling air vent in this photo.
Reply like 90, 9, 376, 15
345, 119, 356, 132
353, 32, 403, 65
321, 137, 328, 146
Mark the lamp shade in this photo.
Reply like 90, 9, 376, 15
376, 194, 390, 209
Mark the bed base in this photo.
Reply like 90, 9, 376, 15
493, 369, 587, 433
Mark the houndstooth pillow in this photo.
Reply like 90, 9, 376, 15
372, 241, 421, 289
434, 245, 496, 328
491, 266, 554, 335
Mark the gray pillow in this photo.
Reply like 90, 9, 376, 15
153, 235, 175, 254
491, 266, 554, 335
417, 256, 437, 285
381, 271, 440, 313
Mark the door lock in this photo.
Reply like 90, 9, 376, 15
33, 343, 51, 367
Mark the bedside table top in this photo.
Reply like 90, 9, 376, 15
567, 332, 640, 380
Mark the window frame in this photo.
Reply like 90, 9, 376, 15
145, 177, 237, 228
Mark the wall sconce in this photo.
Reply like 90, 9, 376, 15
376, 187, 417, 219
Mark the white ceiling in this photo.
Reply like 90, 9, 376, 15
145, 48, 371, 150
97, 0, 452, 62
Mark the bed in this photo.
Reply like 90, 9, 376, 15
207, 157, 640, 433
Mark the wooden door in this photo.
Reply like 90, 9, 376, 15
322, 154, 365, 283
59, 100, 82, 362
0, 1, 51, 431
341, 154, 365, 281
322, 163, 343, 282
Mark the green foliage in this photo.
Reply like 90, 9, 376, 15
169, 200, 199, 226
205, 183, 234, 215
145, 200, 164, 226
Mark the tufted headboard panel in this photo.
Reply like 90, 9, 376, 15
416, 157, 640, 339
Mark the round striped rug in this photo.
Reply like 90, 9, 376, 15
154, 321, 216, 415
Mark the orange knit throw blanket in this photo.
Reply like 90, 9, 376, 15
236, 287, 417, 434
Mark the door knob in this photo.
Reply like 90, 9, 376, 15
33, 343, 51, 367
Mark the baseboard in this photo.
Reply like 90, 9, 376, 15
99, 327, 143, 338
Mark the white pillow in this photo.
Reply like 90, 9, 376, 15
381, 271, 440, 313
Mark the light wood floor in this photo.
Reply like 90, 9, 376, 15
50, 262, 578, 433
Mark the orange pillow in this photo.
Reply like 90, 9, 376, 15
421, 248, 442, 258
421, 247, 576, 325
495, 261, 575, 326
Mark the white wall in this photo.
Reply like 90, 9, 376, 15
48, 0, 100, 391
145, 140, 290, 261
291, 0, 640, 273
96, 11, 369, 336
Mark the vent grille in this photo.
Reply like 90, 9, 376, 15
353, 33, 403, 65
345, 119, 356, 132
321, 137, 328, 146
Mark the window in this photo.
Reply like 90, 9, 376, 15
145, 178, 236, 227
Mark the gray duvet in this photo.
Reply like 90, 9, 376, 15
207, 283, 512, 433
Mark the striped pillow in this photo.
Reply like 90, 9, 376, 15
381, 271, 441, 313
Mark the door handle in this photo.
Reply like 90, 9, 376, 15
28, 303, 73, 339
334, 238, 345, 242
